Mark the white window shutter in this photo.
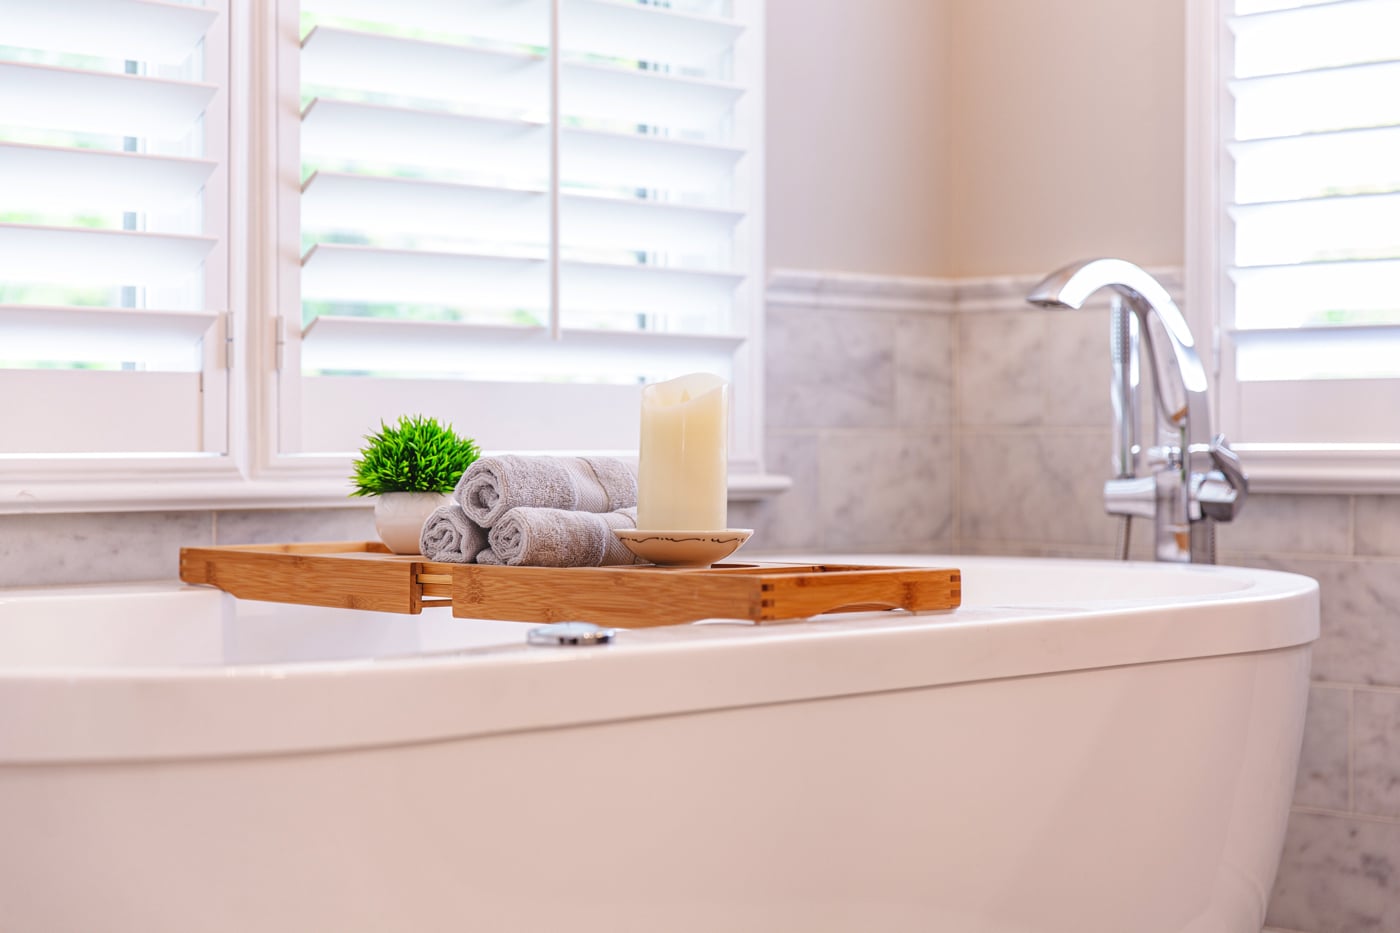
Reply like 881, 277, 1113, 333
286, 0, 762, 466
1220, 0, 1400, 383
0, 0, 228, 455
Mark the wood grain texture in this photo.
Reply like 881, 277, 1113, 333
179, 542, 457, 614
452, 562, 961, 625
179, 542, 961, 625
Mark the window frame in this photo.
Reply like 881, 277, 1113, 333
1185, 0, 1400, 494
0, 0, 782, 513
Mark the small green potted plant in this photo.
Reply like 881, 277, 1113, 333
351, 415, 481, 554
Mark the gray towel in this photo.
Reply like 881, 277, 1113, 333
485, 506, 641, 567
418, 503, 488, 563
455, 455, 637, 528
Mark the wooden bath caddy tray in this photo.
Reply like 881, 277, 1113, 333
179, 541, 961, 627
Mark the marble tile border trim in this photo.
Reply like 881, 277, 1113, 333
768, 267, 1184, 316
955, 266, 1184, 313
767, 268, 958, 314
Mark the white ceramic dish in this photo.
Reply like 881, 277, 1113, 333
613, 528, 753, 566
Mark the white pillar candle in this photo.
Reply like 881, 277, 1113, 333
636, 372, 729, 530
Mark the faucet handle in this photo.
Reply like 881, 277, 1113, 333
1197, 434, 1248, 522
1104, 475, 1157, 519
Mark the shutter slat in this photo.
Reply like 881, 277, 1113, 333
1230, 191, 1400, 267
564, 190, 743, 255
301, 172, 545, 244
299, 0, 546, 49
0, 224, 217, 286
562, 259, 744, 318
1235, 0, 1362, 13
0, 304, 216, 369
1229, 0, 1400, 78
300, 26, 743, 132
300, 244, 546, 306
1228, 258, 1400, 328
301, 243, 742, 316
0, 142, 216, 211
298, 0, 743, 68
299, 98, 741, 191
301, 316, 742, 378
564, 61, 743, 131
1, 0, 219, 64
300, 98, 546, 179
564, 0, 743, 67
1230, 60, 1400, 141
301, 172, 742, 254
0, 61, 217, 139
565, 125, 743, 195
299, 26, 545, 114
1232, 324, 1400, 380
1230, 124, 1400, 203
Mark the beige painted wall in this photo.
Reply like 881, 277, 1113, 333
765, 0, 1185, 279
765, 0, 951, 277
945, 0, 1185, 277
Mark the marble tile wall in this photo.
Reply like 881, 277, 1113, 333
749, 272, 959, 554
0, 507, 377, 588
1225, 504, 1400, 933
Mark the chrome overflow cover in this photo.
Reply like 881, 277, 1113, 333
526, 621, 617, 647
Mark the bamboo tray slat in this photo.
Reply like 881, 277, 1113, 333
179, 541, 961, 626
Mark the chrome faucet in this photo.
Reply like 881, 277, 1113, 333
1027, 258, 1247, 563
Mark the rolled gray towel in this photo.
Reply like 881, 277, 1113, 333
418, 503, 488, 563
455, 455, 637, 528
486, 506, 641, 567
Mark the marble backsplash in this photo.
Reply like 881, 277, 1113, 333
1, 268, 1396, 931
0, 507, 380, 587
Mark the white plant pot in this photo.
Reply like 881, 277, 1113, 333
373, 492, 451, 555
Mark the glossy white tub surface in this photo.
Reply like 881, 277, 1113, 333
0, 555, 1318, 933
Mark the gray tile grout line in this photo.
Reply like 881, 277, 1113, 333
1221, 550, 1400, 564
953, 312, 963, 555
1348, 685, 1355, 813
1309, 681, 1400, 694
1348, 494, 1357, 558
1290, 804, 1400, 826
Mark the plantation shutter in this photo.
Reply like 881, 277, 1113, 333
287, 0, 762, 465
0, 0, 229, 455
1219, 0, 1400, 442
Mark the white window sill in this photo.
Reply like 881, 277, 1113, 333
1234, 445, 1400, 495
0, 464, 792, 514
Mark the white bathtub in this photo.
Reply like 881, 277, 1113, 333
0, 555, 1317, 933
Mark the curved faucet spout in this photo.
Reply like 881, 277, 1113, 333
1027, 258, 1246, 563
1028, 258, 1209, 408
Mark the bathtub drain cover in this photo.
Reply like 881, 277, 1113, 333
527, 621, 617, 646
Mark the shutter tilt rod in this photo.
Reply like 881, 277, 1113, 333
548, 0, 562, 342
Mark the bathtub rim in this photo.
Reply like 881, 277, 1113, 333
0, 556, 1319, 764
